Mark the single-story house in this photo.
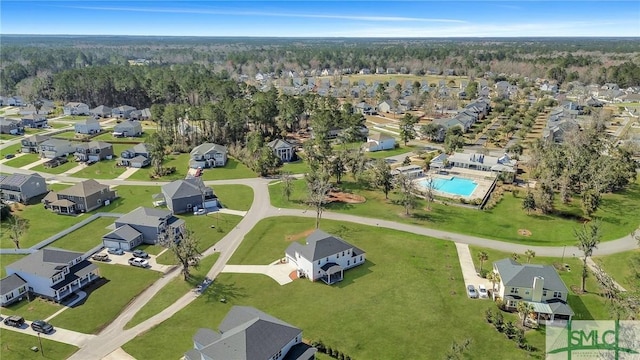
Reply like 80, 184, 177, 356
364, 132, 396, 152
493, 258, 574, 324
39, 139, 75, 159
112, 105, 137, 119
189, 143, 227, 169
267, 139, 296, 162
74, 141, 114, 162
112, 206, 185, 245
75, 117, 102, 135
20, 114, 48, 128
447, 152, 517, 173
21, 134, 50, 153
161, 178, 218, 214
63, 102, 90, 116
0, 173, 48, 204
391, 164, 424, 179
285, 229, 366, 285
4, 248, 99, 303
42, 179, 117, 214
120, 143, 151, 168
113, 120, 142, 137
90, 105, 112, 118
185, 306, 316, 360
0, 118, 23, 135
0, 273, 28, 306
428, 153, 448, 170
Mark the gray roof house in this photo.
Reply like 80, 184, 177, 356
113, 120, 142, 137
112, 105, 137, 119
0, 273, 28, 306
0, 117, 23, 135
21, 134, 50, 153
39, 139, 75, 159
63, 102, 90, 116
120, 143, 151, 168
90, 105, 112, 118
493, 258, 573, 324
4, 248, 99, 302
74, 141, 114, 162
189, 143, 228, 169
185, 306, 316, 360
0, 173, 48, 204
102, 224, 144, 251
75, 117, 102, 135
21, 114, 48, 128
114, 206, 185, 245
267, 139, 296, 162
161, 178, 218, 214
42, 179, 117, 215
285, 230, 366, 285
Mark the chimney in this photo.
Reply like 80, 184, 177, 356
532, 276, 544, 302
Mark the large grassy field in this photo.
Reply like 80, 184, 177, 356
100, 185, 160, 213
124, 253, 220, 329
213, 184, 253, 211
281, 159, 310, 174
92, 128, 156, 143
199, 158, 256, 181
468, 246, 611, 321
269, 175, 640, 245
71, 158, 128, 179
593, 249, 640, 292
124, 217, 545, 360
126, 153, 190, 181
3, 153, 40, 168
0, 330, 79, 360
49, 263, 161, 334
49, 217, 115, 252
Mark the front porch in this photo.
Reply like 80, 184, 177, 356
52, 263, 100, 302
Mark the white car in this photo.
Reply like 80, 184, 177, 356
478, 284, 488, 298
193, 208, 206, 215
128, 257, 149, 268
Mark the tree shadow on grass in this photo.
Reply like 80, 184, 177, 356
334, 259, 375, 288
566, 294, 594, 320
203, 281, 246, 304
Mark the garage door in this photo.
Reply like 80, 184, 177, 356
103, 239, 130, 251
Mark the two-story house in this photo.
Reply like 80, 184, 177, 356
74, 141, 114, 162
0, 273, 28, 306
120, 143, 151, 168
112, 120, 142, 137
285, 229, 366, 285
42, 179, 117, 215
75, 117, 102, 135
21, 134, 50, 153
161, 178, 218, 214
112, 105, 137, 119
0, 173, 48, 204
3, 248, 99, 303
21, 114, 48, 129
364, 132, 396, 152
185, 306, 316, 360
267, 139, 296, 162
108, 206, 185, 247
189, 143, 227, 169
63, 102, 90, 116
0, 118, 23, 135
493, 258, 574, 323
90, 105, 112, 118
39, 139, 75, 159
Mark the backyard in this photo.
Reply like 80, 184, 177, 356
49, 217, 115, 252
268, 175, 640, 245
123, 217, 545, 360
199, 158, 256, 181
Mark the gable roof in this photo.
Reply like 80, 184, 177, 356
102, 224, 142, 242
40, 139, 72, 148
0, 173, 44, 189
494, 258, 568, 293
161, 178, 210, 200
267, 139, 294, 150
7, 248, 83, 278
367, 132, 395, 142
190, 142, 227, 156
58, 179, 110, 198
77, 117, 99, 126
23, 134, 50, 143
0, 273, 27, 295
116, 207, 172, 227
286, 229, 361, 262
196, 306, 302, 360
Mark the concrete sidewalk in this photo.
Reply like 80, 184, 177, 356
0, 317, 96, 347
216, 208, 248, 217
454, 243, 491, 292
20, 157, 48, 170
116, 167, 140, 180
222, 260, 296, 285
61, 163, 87, 176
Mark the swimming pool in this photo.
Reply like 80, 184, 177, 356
421, 176, 478, 197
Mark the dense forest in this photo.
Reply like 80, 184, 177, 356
1, 36, 640, 95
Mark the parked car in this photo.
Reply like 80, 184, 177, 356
92, 253, 109, 262
193, 208, 206, 215
107, 248, 124, 255
31, 320, 54, 334
466, 285, 478, 299
4, 315, 25, 328
478, 284, 488, 298
4, 154, 15, 159
128, 257, 149, 268
132, 249, 149, 259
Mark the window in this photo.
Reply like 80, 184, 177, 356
553, 291, 561, 298
6, 292, 13, 300
342, 251, 345, 256
19, 287, 26, 294
347, 260, 350, 266
317, 260, 321, 265
510, 287, 519, 294
337, 253, 340, 259
542, 290, 547, 296
360, 256, 363, 261
326, 257, 329, 262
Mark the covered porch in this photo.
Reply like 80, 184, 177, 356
50, 199, 77, 215
320, 263, 344, 285
525, 300, 573, 325
52, 261, 100, 302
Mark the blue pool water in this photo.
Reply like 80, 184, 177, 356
421, 177, 478, 197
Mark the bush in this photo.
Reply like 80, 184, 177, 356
479, 269, 489, 278
493, 311, 504, 332
485, 308, 494, 323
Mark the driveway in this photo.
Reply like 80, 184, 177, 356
455, 243, 491, 298
91, 249, 175, 273
0, 317, 96, 347
222, 260, 297, 285
20, 157, 48, 170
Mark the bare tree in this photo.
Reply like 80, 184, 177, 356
281, 172, 294, 202
422, 175, 439, 211
306, 168, 332, 229
159, 228, 202, 281
7, 216, 27, 249
575, 221, 601, 292
394, 173, 417, 216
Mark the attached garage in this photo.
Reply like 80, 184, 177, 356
102, 225, 143, 251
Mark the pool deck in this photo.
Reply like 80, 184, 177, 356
418, 168, 496, 201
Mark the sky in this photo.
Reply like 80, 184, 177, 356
1, 1, 639, 37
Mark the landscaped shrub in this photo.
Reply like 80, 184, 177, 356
485, 308, 494, 323
504, 321, 516, 338
493, 311, 504, 332
479, 268, 489, 278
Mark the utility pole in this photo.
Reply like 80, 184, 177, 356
561, 245, 566, 264
38, 332, 44, 357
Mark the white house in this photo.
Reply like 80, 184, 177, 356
267, 139, 295, 162
285, 230, 366, 285
493, 258, 573, 324
189, 143, 227, 168
63, 102, 90, 116
4, 248, 100, 303
39, 139, 75, 159
447, 151, 517, 173
391, 164, 424, 179
75, 117, 102, 135
0, 274, 28, 306
364, 132, 396, 152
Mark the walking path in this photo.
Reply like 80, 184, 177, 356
586, 257, 627, 292
455, 243, 491, 290
116, 167, 140, 180
61, 163, 87, 176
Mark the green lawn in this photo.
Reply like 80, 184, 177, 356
0, 144, 21, 156
593, 249, 640, 292
281, 160, 310, 174
268, 175, 640, 245
199, 158, 256, 181
71, 159, 128, 179
124, 217, 544, 360
0, 255, 25, 277
49, 263, 161, 334
3, 153, 40, 168
0, 134, 19, 140
366, 145, 416, 159
49, 217, 114, 252
92, 129, 156, 143
469, 246, 611, 321
31, 156, 77, 174
1, 297, 62, 321
126, 153, 190, 181
51, 130, 78, 139
124, 253, 220, 329
214, 184, 254, 211
100, 185, 160, 214
0, 330, 78, 360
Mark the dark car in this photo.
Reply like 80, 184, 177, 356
107, 248, 124, 255
4, 315, 25, 328
132, 249, 149, 259
4, 154, 15, 159
92, 253, 109, 262
31, 320, 54, 334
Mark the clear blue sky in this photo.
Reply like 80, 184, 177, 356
2, 1, 639, 37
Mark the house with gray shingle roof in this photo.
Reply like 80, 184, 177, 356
39, 138, 75, 159
21, 134, 50, 153
267, 139, 296, 162
0, 173, 48, 204
75, 117, 102, 135
112, 105, 137, 119
185, 306, 316, 360
0, 117, 23, 135
161, 178, 218, 214
102, 224, 144, 251
42, 179, 117, 215
285, 229, 366, 285
63, 102, 90, 116
120, 143, 151, 168
74, 141, 113, 162
3, 248, 99, 303
114, 206, 185, 244
0, 273, 28, 306
493, 258, 573, 323
113, 120, 142, 137
90, 105, 112, 118
189, 143, 227, 168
